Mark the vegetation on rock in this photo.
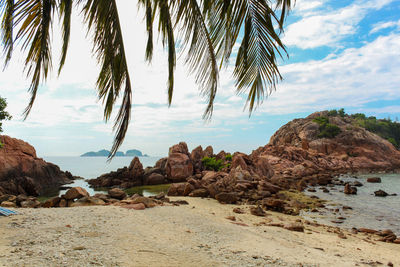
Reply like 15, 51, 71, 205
328, 109, 400, 149
312, 116, 341, 138
0, 96, 12, 148
201, 157, 225, 171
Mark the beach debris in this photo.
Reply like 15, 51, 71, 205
367, 177, 382, 183
0, 207, 18, 216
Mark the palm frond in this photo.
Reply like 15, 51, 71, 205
13, 0, 55, 117
234, 0, 287, 113
80, 0, 132, 158
155, 0, 175, 105
58, 0, 71, 74
0, 0, 14, 66
174, 0, 219, 120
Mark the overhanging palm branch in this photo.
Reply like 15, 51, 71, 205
0, 0, 294, 158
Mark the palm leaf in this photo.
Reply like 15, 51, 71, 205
58, 0, 71, 74
80, 0, 132, 158
13, 0, 55, 117
0, 0, 14, 66
174, 0, 219, 119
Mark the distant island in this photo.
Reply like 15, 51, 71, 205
81, 149, 148, 157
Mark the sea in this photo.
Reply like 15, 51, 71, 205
43, 156, 160, 196
43, 156, 399, 235
302, 173, 400, 235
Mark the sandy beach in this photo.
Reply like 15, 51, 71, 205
0, 197, 399, 267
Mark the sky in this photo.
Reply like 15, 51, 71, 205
1, 0, 400, 157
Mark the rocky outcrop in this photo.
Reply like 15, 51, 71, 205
166, 142, 194, 182
0, 135, 72, 196
88, 157, 145, 188
269, 111, 400, 172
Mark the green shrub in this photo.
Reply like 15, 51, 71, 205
388, 138, 398, 147
313, 116, 341, 138
313, 116, 329, 125
327, 109, 338, 117
338, 108, 346, 117
318, 123, 341, 138
225, 154, 232, 161
0, 141, 3, 149
201, 157, 225, 171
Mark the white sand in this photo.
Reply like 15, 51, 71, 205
1, 197, 399, 267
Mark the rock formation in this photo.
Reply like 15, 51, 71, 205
0, 135, 72, 196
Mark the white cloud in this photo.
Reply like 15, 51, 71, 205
283, 0, 394, 49
261, 33, 400, 114
370, 19, 400, 34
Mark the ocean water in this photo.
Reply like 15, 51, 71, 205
302, 173, 400, 235
43, 156, 161, 179
43, 156, 161, 196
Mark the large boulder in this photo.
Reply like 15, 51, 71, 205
0, 136, 72, 196
64, 187, 89, 200
190, 145, 204, 173
166, 142, 193, 182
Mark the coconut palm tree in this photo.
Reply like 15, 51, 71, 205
0, 0, 293, 157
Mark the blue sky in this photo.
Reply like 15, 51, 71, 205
1, 0, 400, 157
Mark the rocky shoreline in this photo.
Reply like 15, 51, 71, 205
1, 111, 400, 249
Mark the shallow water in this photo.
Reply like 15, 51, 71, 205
302, 173, 400, 235
42, 156, 161, 197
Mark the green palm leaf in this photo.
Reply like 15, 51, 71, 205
80, 0, 132, 158
0, 0, 14, 66
13, 0, 55, 117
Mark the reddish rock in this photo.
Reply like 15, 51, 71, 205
108, 188, 126, 200
167, 183, 186, 196
359, 228, 378, 234
0, 201, 16, 208
284, 223, 304, 232
0, 135, 71, 196
70, 197, 105, 207
367, 177, 382, 183
64, 187, 89, 200
123, 203, 146, 210
262, 198, 285, 212
131, 196, 157, 208
169, 142, 189, 155
189, 188, 209, 198
43, 196, 61, 208
166, 153, 193, 182
250, 206, 266, 216
59, 198, 67, 207
203, 146, 214, 158
128, 157, 144, 179
215, 192, 237, 204
145, 173, 165, 185
183, 183, 195, 196
190, 145, 204, 173
374, 190, 388, 197
344, 184, 357, 195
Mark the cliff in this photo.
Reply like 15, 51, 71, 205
0, 135, 72, 196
